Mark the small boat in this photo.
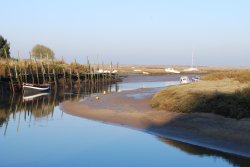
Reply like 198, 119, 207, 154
183, 67, 198, 72
142, 71, 150, 75
180, 76, 190, 84
191, 76, 200, 82
23, 83, 50, 92
165, 68, 180, 74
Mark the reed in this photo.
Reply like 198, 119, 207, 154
0, 58, 119, 92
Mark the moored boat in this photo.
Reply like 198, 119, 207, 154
165, 68, 180, 74
23, 83, 50, 92
180, 76, 190, 84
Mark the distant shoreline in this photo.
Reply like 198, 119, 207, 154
61, 85, 250, 158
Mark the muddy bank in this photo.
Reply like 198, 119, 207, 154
61, 87, 250, 158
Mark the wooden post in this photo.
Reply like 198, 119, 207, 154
14, 65, 20, 88
4, 49, 14, 92
24, 62, 28, 83
110, 61, 112, 83
63, 68, 66, 89
35, 59, 39, 84
53, 68, 57, 89
102, 62, 105, 85
47, 62, 51, 84
69, 68, 72, 89
116, 62, 119, 81
29, 53, 35, 84
77, 71, 80, 86
41, 61, 45, 84
17, 58, 23, 85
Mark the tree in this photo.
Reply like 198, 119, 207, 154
0, 35, 10, 58
31, 44, 55, 60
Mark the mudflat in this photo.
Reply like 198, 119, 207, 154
61, 86, 250, 158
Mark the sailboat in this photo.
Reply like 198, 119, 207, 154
184, 48, 198, 72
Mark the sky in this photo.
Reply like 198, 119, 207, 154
1, 0, 250, 66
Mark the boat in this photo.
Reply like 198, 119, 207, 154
23, 83, 50, 92
184, 67, 198, 72
180, 76, 190, 84
165, 68, 180, 74
142, 71, 150, 75
191, 76, 200, 82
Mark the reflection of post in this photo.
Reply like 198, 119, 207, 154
115, 83, 119, 92
29, 96, 34, 127
69, 68, 72, 91
53, 69, 57, 90
41, 61, 45, 84
51, 86, 57, 118
77, 82, 80, 100
17, 107, 22, 133
17, 96, 23, 132
63, 68, 66, 90
4, 93, 14, 136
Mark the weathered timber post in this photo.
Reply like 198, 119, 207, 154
4, 49, 14, 92
53, 69, 57, 89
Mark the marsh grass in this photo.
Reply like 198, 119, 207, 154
0, 58, 89, 77
151, 73, 250, 119
203, 70, 250, 83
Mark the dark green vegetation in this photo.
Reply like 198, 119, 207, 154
151, 70, 250, 119
0, 35, 10, 58
31, 44, 55, 59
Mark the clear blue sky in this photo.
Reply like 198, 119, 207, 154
1, 0, 250, 66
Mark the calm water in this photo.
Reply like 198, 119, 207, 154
0, 75, 249, 167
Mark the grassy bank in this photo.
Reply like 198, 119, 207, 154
151, 70, 250, 119
0, 58, 89, 78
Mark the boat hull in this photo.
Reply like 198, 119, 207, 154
23, 83, 50, 93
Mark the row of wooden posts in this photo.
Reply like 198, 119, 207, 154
0, 55, 120, 93
3, 68, 119, 93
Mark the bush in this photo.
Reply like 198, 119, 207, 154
0, 35, 10, 58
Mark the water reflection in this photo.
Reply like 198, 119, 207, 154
0, 79, 249, 167
158, 137, 250, 167
0, 83, 114, 135
0, 80, 173, 135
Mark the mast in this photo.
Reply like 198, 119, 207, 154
191, 48, 195, 68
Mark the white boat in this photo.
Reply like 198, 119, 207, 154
165, 68, 180, 74
133, 69, 142, 72
142, 71, 150, 75
96, 69, 117, 74
180, 76, 190, 84
184, 67, 198, 72
23, 83, 50, 92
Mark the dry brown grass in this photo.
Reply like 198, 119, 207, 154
203, 70, 250, 83
0, 58, 89, 77
151, 71, 250, 119
118, 64, 244, 75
